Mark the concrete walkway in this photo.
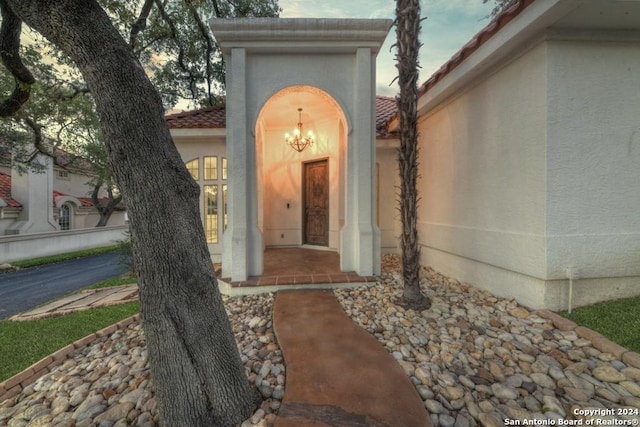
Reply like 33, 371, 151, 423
273, 290, 432, 427
9, 284, 138, 321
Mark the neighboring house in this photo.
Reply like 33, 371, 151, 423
168, 0, 639, 310
0, 149, 126, 235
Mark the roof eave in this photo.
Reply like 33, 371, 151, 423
416, 0, 601, 117
210, 18, 393, 56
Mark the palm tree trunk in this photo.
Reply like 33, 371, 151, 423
395, 0, 431, 310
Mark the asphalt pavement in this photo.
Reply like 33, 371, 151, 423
0, 252, 129, 320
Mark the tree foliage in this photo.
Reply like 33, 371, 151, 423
1, 0, 280, 226
104, 0, 281, 107
483, 0, 517, 18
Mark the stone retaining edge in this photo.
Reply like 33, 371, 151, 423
2, 309, 639, 403
536, 310, 640, 369
0, 314, 141, 403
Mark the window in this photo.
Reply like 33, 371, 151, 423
57, 170, 70, 180
185, 159, 199, 180
204, 156, 218, 180
59, 204, 71, 231
204, 185, 218, 243
222, 157, 228, 180
223, 184, 228, 231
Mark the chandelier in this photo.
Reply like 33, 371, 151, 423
285, 108, 314, 152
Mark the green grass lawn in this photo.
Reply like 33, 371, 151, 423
0, 302, 139, 382
10, 245, 122, 269
1, 247, 137, 383
86, 276, 138, 290
563, 295, 640, 353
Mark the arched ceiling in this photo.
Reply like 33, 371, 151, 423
258, 85, 346, 133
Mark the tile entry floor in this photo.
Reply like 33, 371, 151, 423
220, 247, 376, 287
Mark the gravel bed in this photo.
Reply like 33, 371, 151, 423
1, 254, 639, 427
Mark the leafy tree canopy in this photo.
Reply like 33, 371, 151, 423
1, 0, 280, 222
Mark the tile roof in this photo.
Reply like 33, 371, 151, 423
0, 172, 115, 210
53, 190, 123, 210
165, 96, 398, 138
53, 191, 94, 208
0, 171, 21, 208
418, 0, 535, 96
375, 96, 398, 139
165, 106, 226, 129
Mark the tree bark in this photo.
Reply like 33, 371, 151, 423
4, 1, 259, 425
395, 0, 431, 310
91, 182, 122, 227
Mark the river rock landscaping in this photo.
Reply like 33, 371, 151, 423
1, 255, 639, 427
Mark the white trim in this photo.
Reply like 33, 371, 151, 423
211, 18, 392, 55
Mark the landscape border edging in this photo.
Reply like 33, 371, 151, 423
0, 314, 140, 403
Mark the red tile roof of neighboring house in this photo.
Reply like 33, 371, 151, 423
0, 171, 21, 208
53, 191, 95, 208
0, 172, 116, 210
53, 190, 123, 210
165, 96, 399, 138
418, 0, 535, 97
165, 105, 227, 129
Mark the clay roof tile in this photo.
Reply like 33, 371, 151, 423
0, 171, 22, 208
165, 106, 226, 129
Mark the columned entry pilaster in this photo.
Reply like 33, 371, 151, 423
340, 47, 381, 276
222, 47, 263, 281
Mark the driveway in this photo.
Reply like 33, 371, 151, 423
0, 252, 129, 320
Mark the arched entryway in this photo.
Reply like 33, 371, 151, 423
213, 17, 389, 281
255, 85, 347, 252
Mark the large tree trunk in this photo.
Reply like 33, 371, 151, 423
5, 1, 259, 425
395, 0, 431, 310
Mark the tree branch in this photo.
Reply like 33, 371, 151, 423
0, 0, 35, 117
152, 0, 199, 99
91, 180, 103, 208
210, 0, 223, 18
54, 84, 91, 101
129, 0, 155, 51
185, 0, 215, 104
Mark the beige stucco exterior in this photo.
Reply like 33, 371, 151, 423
409, 0, 640, 310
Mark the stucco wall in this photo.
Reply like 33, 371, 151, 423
377, 144, 399, 253
545, 38, 640, 278
53, 168, 102, 198
541, 37, 640, 308
417, 34, 640, 309
418, 42, 548, 294
247, 54, 356, 112
0, 226, 128, 264
261, 114, 343, 250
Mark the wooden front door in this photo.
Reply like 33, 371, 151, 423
303, 159, 329, 246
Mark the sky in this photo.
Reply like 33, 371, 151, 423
279, 0, 496, 96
